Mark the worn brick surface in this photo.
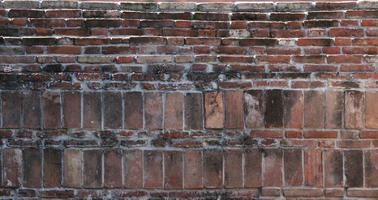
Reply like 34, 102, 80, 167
44, 149, 62, 188
64, 149, 82, 188
23, 149, 42, 188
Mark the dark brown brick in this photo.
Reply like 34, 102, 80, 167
2, 92, 21, 128
165, 92, 183, 130
324, 150, 343, 187
184, 93, 203, 130
365, 150, 378, 187
345, 150, 363, 187
145, 93, 163, 130
304, 91, 324, 128
264, 149, 282, 187
204, 150, 223, 188
305, 149, 323, 187
22, 91, 41, 128
124, 92, 143, 129
144, 151, 163, 188
43, 92, 61, 129
184, 150, 203, 189
245, 149, 262, 188
244, 90, 264, 128
62, 92, 81, 128
83, 92, 101, 129
224, 150, 242, 188
165, 151, 183, 189
104, 150, 122, 188
104, 92, 122, 129
125, 150, 143, 188
264, 90, 283, 128
44, 149, 62, 188
325, 91, 343, 128
284, 90, 304, 128
23, 149, 42, 188
84, 150, 102, 188
284, 149, 303, 186
64, 149, 82, 188
3, 149, 22, 187
225, 91, 244, 129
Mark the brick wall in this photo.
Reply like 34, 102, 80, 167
0, 0, 377, 199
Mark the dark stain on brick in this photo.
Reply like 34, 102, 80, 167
264, 90, 283, 128
345, 150, 363, 187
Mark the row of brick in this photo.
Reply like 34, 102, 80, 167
0, 1, 376, 11
1, 148, 377, 189
1, 90, 377, 130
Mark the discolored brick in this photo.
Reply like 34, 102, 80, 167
165, 151, 183, 189
225, 91, 244, 129
84, 150, 102, 188
184, 93, 203, 130
345, 90, 364, 129
345, 150, 363, 187
284, 149, 303, 186
104, 92, 122, 129
144, 151, 163, 188
244, 149, 262, 188
264, 149, 282, 187
184, 150, 203, 189
83, 92, 101, 129
264, 90, 283, 128
304, 149, 322, 187
366, 91, 378, 129
224, 150, 243, 188
43, 92, 61, 129
2, 92, 21, 128
3, 149, 22, 187
244, 90, 264, 128
365, 150, 378, 187
145, 93, 163, 130
165, 92, 183, 130
284, 90, 304, 128
44, 149, 62, 188
22, 91, 41, 128
325, 91, 343, 128
125, 150, 143, 188
23, 149, 42, 188
324, 150, 343, 187
64, 149, 82, 188
62, 92, 81, 128
204, 150, 223, 188
124, 92, 143, 129
104, 150, 122, 188
304, 91, 324, 128
205, 91, 224, 129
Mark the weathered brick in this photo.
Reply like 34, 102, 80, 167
3, 0, 39, 8
264, 90, 283, 128
204, 92, 224, 129
165, 151, 183, 189
365, 150, 378, 187
104, 92, 122, 129
3, 149, 22, 187
244, 149, 262, 187
84, 150, 102, 188
124, 92, 143, 129
184, 150, 203, 189
43, 92, 61, 129
304, 149, 322, 187
204, 150, 223, 188
165, 92, 183, 130
23, 149, 42, 188
62, 92, 81, 128
264, 149, 282, 187
80, 2, 118, 10
64, 149, 82, 188
44, 149, 62, 188
78, 56, 114, 64
184, 93, 203, 130
244, 90, 264, 128
41, 1, 78, 9
104, 150, 122, 188
22, 91, 41, 128
145, 93, 163, 130
224, 150, 242, 188
2, 92, 21, 128
284, 149, 303, 186
124, 150, 143, 188
345, 90, 364, 129
366, 91, 378, 129
304, 91, 324, 128
144, 151, 163, 188
83, 92, 101, 129
159, 2, 196, 11
345, 150, 363, 187
325, 91, 343, 128
225, 91, 244, 129
283, 90, 303, 128
324, 150, 343, 187
234, 2, 274, 11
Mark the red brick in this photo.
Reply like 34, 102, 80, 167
184, 150, 203, 189
144, 151, 163, 188
62, 92, 81, 128
264, 149, 282, 187
304, 91, 324, 128
328, 55, 362, 64
184, 93, 203, 130
284, 149, 303, 186
204, 92, 223, 129
1, 92, 21, 128
324, 150, 343, 187
348, 189, 378, 198
144, 93, 163, 130
270, 13, 305, 21
271, 30, 305, 38
240, 38, 276, 46
8, 9, 44, 17
304, 131, 338, 138
23, 149, 42, 188
47, 46, 81, 54
283, 90, 304, 128
204, 150, 222, 188
250, 130, 283, 138
55, 28, 90, 36
22, 91, 41, 128
3, 149, 22, 187
266, 47, 301, 55
329, 28, 364, 37
64, 149, 82, 188
353, 38, 378, 46
40, 190, 74, 198
83, 92, 101, 129
325, 91, 343, 128
104, 150, 122, 188
339, 140, 371, 148
365, 150, 378, 187
30, 19, 65, 27
165, 92, 183, 130
298, 38, 332, 46
256, 55, 290, 63
44, 149, 62, 188
219, 56, 253, 63
165, 151, 183, 189
244, 90, 264, 128
264, 90, 283, 128
103, 92, 122, 129
84, 150, 102, 188
293, 55, 326, 64
225, 91, 244, 129
224, 150, 242, 188
124, 150, 143, 188
345, 150, 363, 187
43, 92, 61, 129
304, 149, 322, 187
244, 149, 262, 187
345, 90, 364, 129
124, 92, 143, 129
366, 91, 378, 129
283, 189, 323, 198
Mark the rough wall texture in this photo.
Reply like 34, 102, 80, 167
0, 0, 378, 199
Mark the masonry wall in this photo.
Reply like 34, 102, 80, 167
0, 0, 377, 199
